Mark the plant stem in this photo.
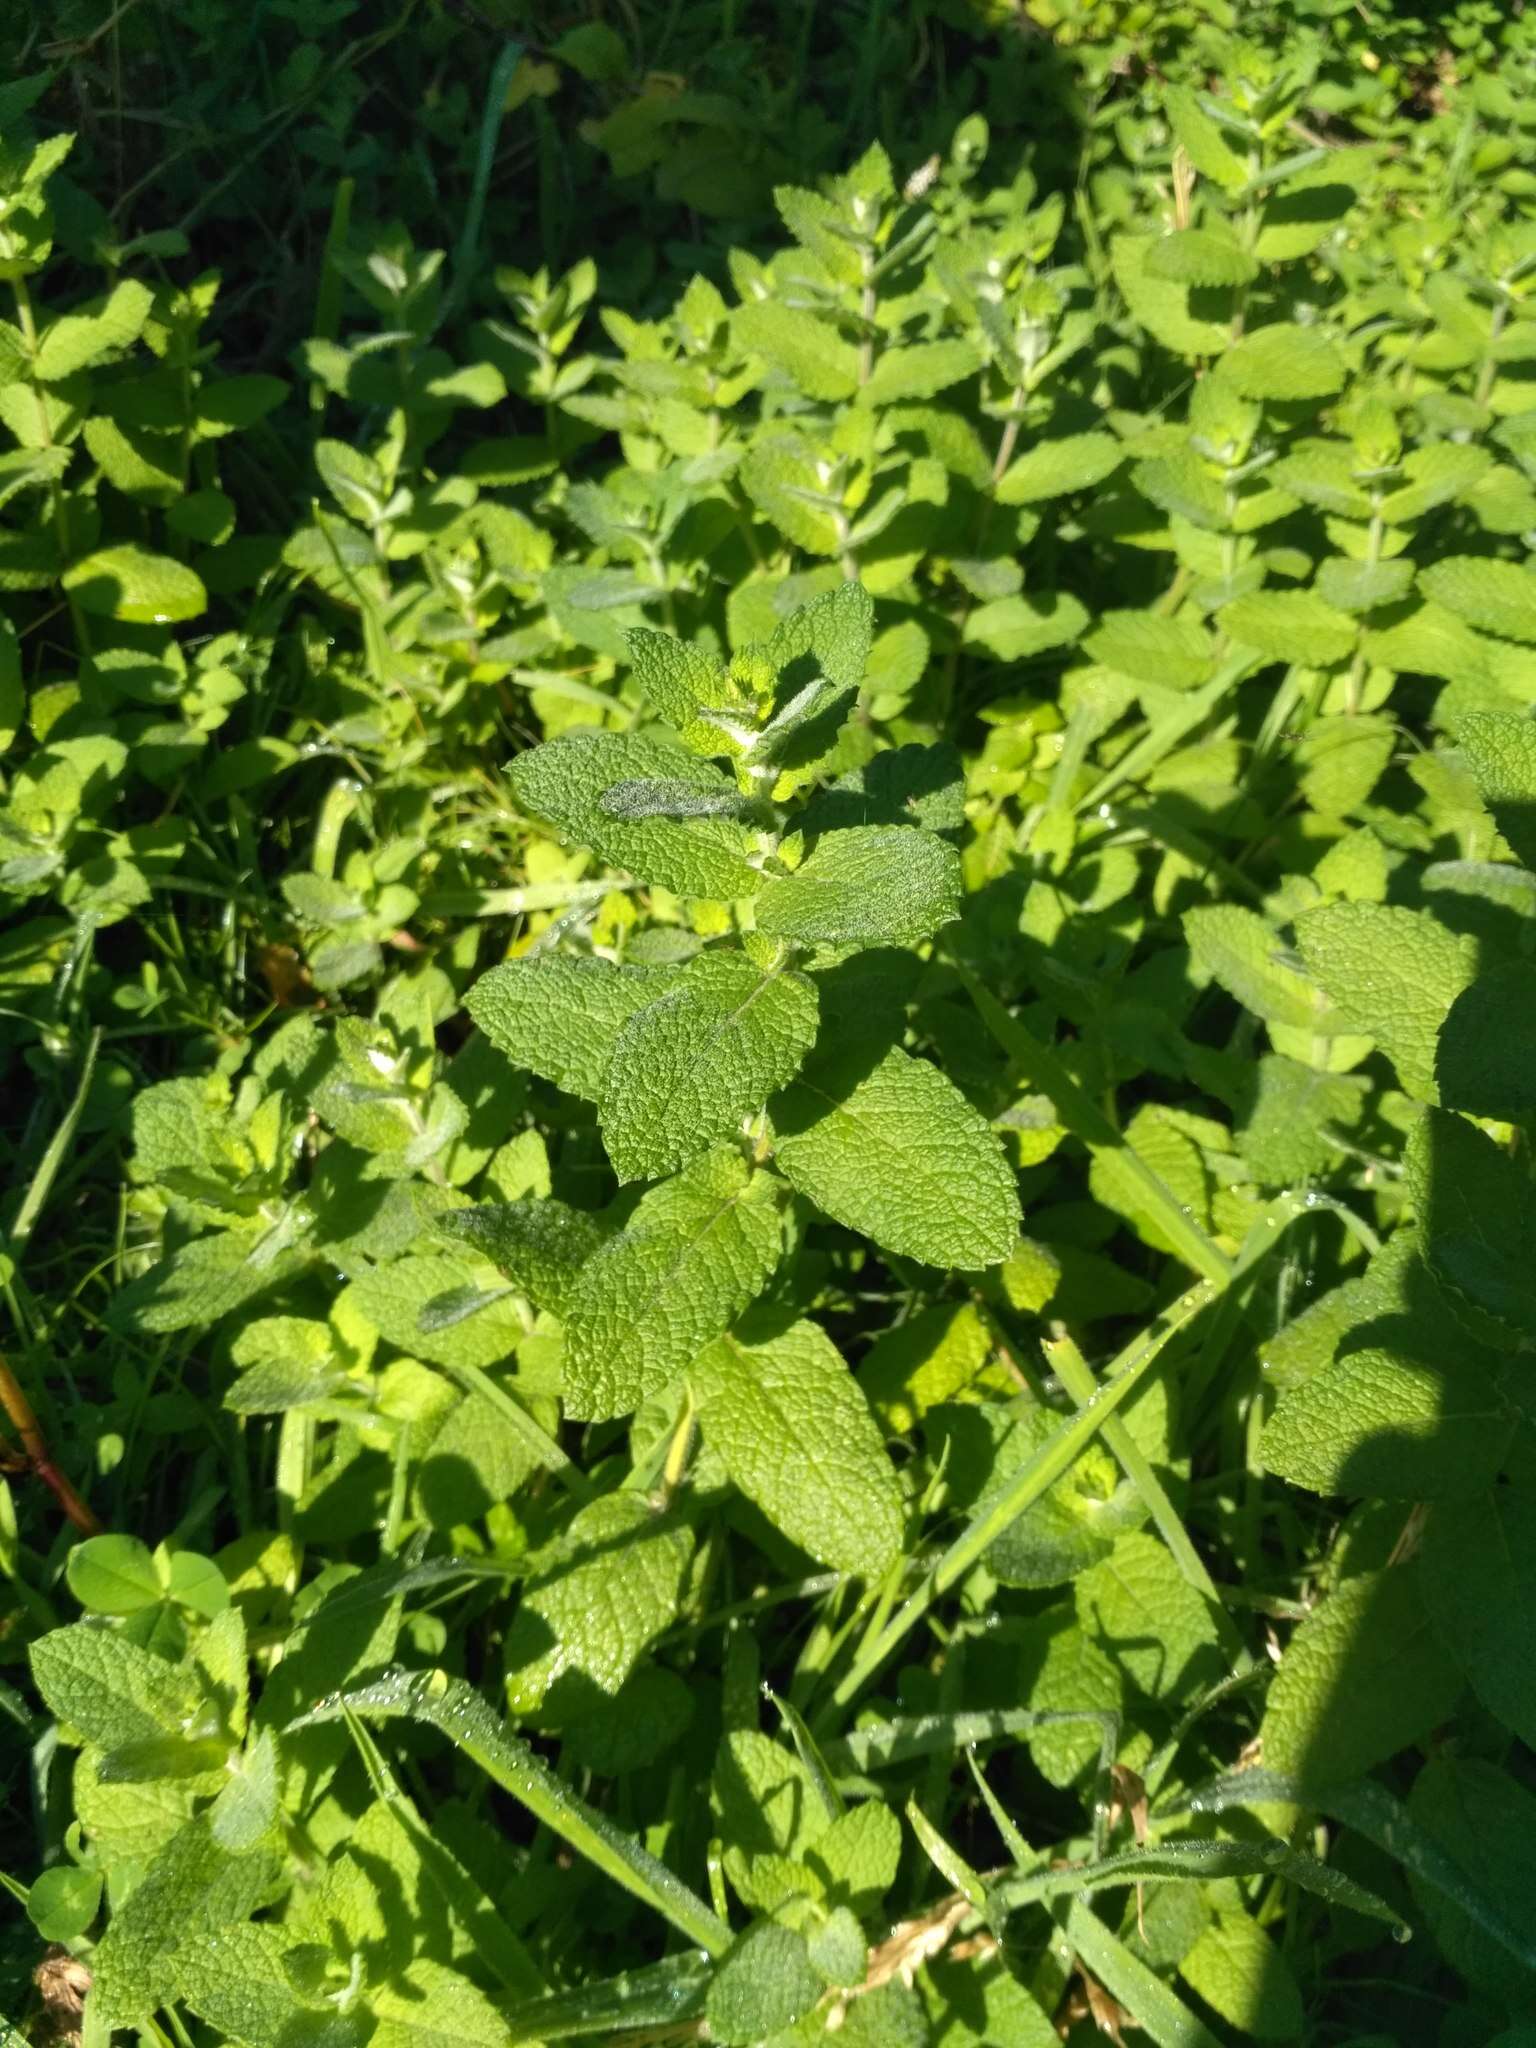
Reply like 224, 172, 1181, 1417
0, 1348, 101, 1535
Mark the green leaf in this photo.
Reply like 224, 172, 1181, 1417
1262, 1343, 1510, 1499
30, 1623, 198, 1748
734, 300, 860, 401
962, 589, 1090, 661
174, 1923, 317, 2048
627, 626, 734, 743
562, 1146, 783, 1418
1085, 609, 1215, 689
995, 431, 1124, 505
1074, 1532, 1224, 1702
351, 1253, 531, 1370
465, 956, 681, 1101
1110, 235, 1231, 356
598, 951, 819, 1183
755, 825, 961, 949
1165, 86, 1248, 189
504, 1491, 693, 1718
1178, 1913, 1303, 2042
89, 1815, 279, 2027
705, 1922, 823, 2045
1409, 1108, 1536, 1344
1296, 902, 1475, 1099
1217, 588, 1356, 666
862, 337, 982, 406
509, 731, 760, 898
1435, 960, 1536, 1121
1315, 555, 1417, 613
62, 544, 207, 624
1183, 905, 1329, 1034
980, 1400, 1155, 1588
1295, 714, 1394, 817
66, 1535, 162, 1615
1422, 1488, 1536, 1748
26, 1863, 101, 1942
1455, 710, 1536, 868
1220, 324, 1346, 400
1261, 1567, 1461, 1786
372, 1957, 513, 2048
34, 278, 153, 380
433, 1197, 603, 1311
1408, 1757, 1536, 2005
1420, 556, 1536, 643
690, 1319, 903, 1578
1145, 228, 1257, 288
773, 1043, 1020, 1267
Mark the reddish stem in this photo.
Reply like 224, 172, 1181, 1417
0, 1349, 101, 1536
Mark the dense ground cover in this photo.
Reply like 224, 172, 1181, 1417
4, 3, 1536, 2042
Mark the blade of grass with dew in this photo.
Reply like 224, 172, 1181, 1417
292, 1669, 731, 1957
824, 1279, 1218, 1716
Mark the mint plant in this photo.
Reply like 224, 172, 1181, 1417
11, 15, 1536, 2045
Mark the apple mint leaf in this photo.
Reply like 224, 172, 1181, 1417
598, 777, 748, 820
1074, 1532, 1223, 1703
509, 731, 760, 898
1261, 1568, 1461, 1788
1454, 709, 1536, 869
995, 430, 1124, 505
1085, 610, 1216, 690
562, 1146, 784, 1419
1422, 1489, 1536, 1751
1179, 1912, 1302, 2043
30, 1624, 200, 1750
1295, 903, 1475, 1100
466, 956, 681, 1101
1408, 1108, 1536, 1345
370, 1958, 513, 2048
504, 1491, 693, 1718
689, 1319, 903, 1579
1217, 589, 1356, 667
599, 951, 819, 1183
1261, 1342, 1510, 1499
1420, 557, 1536, 643
88, 1814, 279, 2027
798, 742, 966, 839
175, 1923, 320, 2048
433, 1197, 604, 1311
705, 1922, 823, 2046
772, 1044, 1019, 1268
1219, 323, 1345, 400
1435, 960, 1536, 1121
755, 826, 961, 950
1183, 905, 1331, 1034
626, 626, 737, 748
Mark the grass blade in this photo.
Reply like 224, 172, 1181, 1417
292, 1669, 732, 1956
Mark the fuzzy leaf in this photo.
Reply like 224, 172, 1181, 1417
509, 731, 760, 898
561, 1146, 783, 1419
1420, 557, 1536, 643
504, 1492, 693, 1718
466, 956, 681, 1101
690, 1319, 904, 1578
755, 825, 961, 950
598, 951, 819, 1182
1220, 324, 1346, 400
1144, 229, 1257, 288
1295, 902, 1475, 1099
995, 431, 1124, 505
1261, 1568, 1461, 1786
773, 1044, 1020, 1268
